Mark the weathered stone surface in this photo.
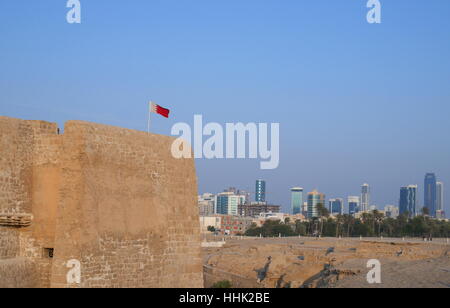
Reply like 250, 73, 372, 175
0, 258, 40, 288
0, 116, 203, 288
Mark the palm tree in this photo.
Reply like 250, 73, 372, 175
372, 210, 384, 237
343, 214, 355, 237
383, 218, 396, 237
361, 212, 378, 237
316, 203, 329, 236
397, 213, 409, 237
335, 214, 344, 237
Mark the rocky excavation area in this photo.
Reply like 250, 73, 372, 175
203, 237, 450, 288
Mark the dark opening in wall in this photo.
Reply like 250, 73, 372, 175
43, 248, 54, 258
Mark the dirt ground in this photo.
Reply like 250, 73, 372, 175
203, 237, 450, 288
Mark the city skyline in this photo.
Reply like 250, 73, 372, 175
200, 174, 446, 218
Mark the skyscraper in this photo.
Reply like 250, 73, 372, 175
307, 190, 325, 218
329, 198, 344, 216
360, 183, 370, 212
255, 180, 266, 203
436, 182, 444, 211
399, 185, 418, 217
436, 182, 445, 219
291, 187, 304, 215
424, 173, 437, 217
348, 196, 360, 216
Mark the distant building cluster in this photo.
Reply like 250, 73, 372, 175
198, 180, 293, 235
289, 173, 445, 220
396, 173, 446, 219
199, 181, 282, 218
199, 173, 446, 234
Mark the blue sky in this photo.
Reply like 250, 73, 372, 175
1, 0, 449, 214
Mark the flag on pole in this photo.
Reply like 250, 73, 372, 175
150, 102, 170, 118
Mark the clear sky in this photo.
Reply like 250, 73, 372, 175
1, 0, 449, 214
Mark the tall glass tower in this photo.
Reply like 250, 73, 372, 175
307, 190, 325, 218
399, 185, 417, 217
291, 188, 303, 215
255, 180, 266, 203
361, 183, 370, 212
436, 182, 444, 218
424, 173, 437, 217
437, 182, 443, 210
348, 196, 360, 216
329, 198, 344, 216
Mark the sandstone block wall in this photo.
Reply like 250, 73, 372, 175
0, 258, 39, 288
0, 116, 203, 288
0, 117, 58, 214
0, 117, 59, 287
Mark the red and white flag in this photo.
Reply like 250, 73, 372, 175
150, 102, 170, 118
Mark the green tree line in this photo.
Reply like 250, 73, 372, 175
245, 205, 450, 238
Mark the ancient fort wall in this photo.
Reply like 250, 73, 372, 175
0, 117, 203, 288
0, 117, 60, 287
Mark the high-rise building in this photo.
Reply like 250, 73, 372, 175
437, 182, 444, 211
302, 202, 308, 217
291, 187, 304, 215
329, 198, 344, 216
255, 180, 266, 203
361, 183, 370, 212
348, 196, 360, 216
424, 173, 437, 217
215, 192, 243, 216
399, 185, 418, 217
307, 190, 325, 218
436, 182, 445, 219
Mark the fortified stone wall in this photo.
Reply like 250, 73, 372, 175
0, 117, 57, 214
0, 258, 39, 288
0, 117, 60, 287
0, 229, 19, 259
0, 116, 203, 288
